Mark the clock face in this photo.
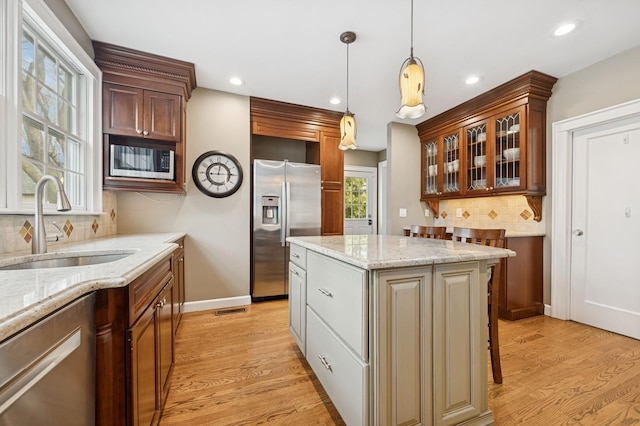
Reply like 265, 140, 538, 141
192, 151, 243, 198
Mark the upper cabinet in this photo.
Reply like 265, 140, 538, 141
93, 42, 196, 194
417, 71, 557, 221
250, 98, 345, 235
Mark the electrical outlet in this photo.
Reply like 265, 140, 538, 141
399, 208, 407, 217
456, 208, 463, 218
424, 209, 430, 217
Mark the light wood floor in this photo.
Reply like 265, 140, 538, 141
160, 300, 640, 425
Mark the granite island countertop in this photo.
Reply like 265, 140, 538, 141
287, 234, 515, 270
0, 232, 184, 342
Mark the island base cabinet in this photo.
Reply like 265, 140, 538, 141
306, 308, 368, 426
432, 262, 492, 426
374, 267, 432, 426
288, 262, 306, 354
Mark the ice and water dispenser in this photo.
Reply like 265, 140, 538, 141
261, 196, 279, 224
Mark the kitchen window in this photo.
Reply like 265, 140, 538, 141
1, 0, 102, 214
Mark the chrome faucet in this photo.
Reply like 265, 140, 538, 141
33, 175, 72, 254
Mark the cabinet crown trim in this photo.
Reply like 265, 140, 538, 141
416, 70, 557, 136
251, 97, 343, 131
93, 41, 197, 99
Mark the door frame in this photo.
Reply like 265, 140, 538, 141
344, 165, 378, 235
551, 98, 640, 320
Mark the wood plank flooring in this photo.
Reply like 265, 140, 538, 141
160, 300, 640, 425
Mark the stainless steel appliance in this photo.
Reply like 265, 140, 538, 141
0, 293, 95, 425
110, 143, 175, 180
252, 159, 321, 299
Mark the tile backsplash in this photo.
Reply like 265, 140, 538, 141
433, 195, 546, 234
0, 191, 118, 255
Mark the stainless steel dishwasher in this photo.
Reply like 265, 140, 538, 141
0, 293, 95, 425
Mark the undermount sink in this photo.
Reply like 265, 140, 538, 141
0, 252, 132, 271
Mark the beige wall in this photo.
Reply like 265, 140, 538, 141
386, 122, 432, 235
44, 0, 94, 56
117, 89, 251, 302
344, 149, 380, 167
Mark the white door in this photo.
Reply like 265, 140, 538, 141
344, 166, 377, 235
570, 118, 640, 339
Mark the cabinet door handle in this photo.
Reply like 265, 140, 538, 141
292, 253, 300, 258
318, 288, 333, 297
136, 129, 142, 134
177, 258, 184, 263
291, 269, 299, 276
318, 355, 332, 371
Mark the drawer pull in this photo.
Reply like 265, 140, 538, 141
318, 355, 332, 371
318, 288, 333, 297
292, 253, 300, 258
291, 270, 299, 276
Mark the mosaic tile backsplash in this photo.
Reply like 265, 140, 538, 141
0, 191, 118, 255
433, 195, 546, 234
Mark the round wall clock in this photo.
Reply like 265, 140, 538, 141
192, 151, 243, 198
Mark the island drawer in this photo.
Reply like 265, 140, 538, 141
306, 308, 367, 426
306, 251, 367, 359
289, 244, 307, 269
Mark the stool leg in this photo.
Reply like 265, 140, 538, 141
489, 274, 503, 384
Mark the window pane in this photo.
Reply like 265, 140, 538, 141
22, 160, 43, 204
22, 116, 45, 161
36, 45, 57, 89
67, 139, 82, 173
21, 74, 36, 114
48, 129, 65, 168
36, 83, 57, 122
58, 66, 74, 101
58, 99, 73, 132
22, 33, 35, 73
64, 171, 82, 206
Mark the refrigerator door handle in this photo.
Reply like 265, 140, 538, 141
285, 181, 291, 244
280, 182, 286, 247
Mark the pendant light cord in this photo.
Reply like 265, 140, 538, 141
410, 0, 414, 59
346, 40, 350, 112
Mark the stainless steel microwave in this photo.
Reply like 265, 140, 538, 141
110, 144, 175, 180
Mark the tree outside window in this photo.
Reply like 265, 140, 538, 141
345, 177, 367, 219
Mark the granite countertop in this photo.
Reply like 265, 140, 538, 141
287, 235, 515, 270
0, 232, 184, 342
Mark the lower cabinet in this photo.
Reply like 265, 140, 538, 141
128, 281, 173, 426
173, 238, 185, 332
290, 244, 494, 426
95, 253, 175, 426
288, 261, 306, 354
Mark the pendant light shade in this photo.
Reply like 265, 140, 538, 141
339, 31, 358, 151
396, 0, 426, 119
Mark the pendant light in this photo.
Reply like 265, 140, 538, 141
396, 0, 426, 119
339, 31, 358, 151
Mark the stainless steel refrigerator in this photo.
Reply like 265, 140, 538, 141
252, 159, 321, 299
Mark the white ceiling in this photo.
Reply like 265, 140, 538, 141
64, 0, 640, 152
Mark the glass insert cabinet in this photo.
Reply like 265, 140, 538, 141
418, 71, 558, 222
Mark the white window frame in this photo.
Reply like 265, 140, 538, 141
1, 0, 102, 214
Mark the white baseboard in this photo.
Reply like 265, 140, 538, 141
183, 295, 252, 313
544, 304, 551, 316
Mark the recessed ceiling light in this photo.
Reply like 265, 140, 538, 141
229, 77, 243, 85
330, 97, 341, 105
465, 75, 480, 85
554, 22, 578, 37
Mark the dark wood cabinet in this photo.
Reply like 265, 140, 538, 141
417, 71, 557, 221
93, 42, 196, 194
104, 84, 180, 142
95, 253, 175, 426
172, 238, 185, 332
499, 236, 544, 320
250, 98, 344, 235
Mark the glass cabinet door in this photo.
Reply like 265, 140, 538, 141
494, 107, 524, 189
423, 139, 438, 196
465, 122, 488, 192
442, 131, 460, 194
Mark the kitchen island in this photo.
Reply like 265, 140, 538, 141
287, 235, 514, 426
